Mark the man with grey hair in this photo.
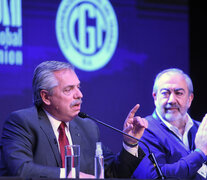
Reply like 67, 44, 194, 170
133, 68, 207, 180
0, 61, 148, 178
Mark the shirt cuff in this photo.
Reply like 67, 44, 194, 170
123, 142, 138, 157
60, 168, 65, 178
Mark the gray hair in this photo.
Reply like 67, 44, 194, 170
153, 68, 194, 95
32, 61, 74, 106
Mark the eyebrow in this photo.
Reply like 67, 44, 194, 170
174, 88, 185, 91
160, 88, 185, 92
64, 83, 80, 88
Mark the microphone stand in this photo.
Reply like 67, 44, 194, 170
78, 112, 165, 180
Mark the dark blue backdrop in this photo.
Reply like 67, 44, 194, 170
0, 0, 189, 153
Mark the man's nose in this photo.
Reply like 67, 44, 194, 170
74, 87, 83, 99
168, 93, 176, 104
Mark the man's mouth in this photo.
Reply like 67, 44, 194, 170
70, 99, 82, 108
165, 107, 179, 112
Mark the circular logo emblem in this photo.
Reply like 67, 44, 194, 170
56, 0, 119, 71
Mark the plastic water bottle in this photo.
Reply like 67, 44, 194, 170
94, 142, 104, 179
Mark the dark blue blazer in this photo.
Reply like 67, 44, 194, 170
0, 106, 145, 178
133, 111, 206, 180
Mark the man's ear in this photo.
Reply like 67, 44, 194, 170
152, 92, 157, 106
152, 92, 157, 100
187, 93, 194, 109
40, 90, 51, 105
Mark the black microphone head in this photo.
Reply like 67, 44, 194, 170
78, 112, 88, 118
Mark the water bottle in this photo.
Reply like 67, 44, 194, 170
94, 142, 104, 179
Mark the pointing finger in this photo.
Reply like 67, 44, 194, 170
127, 104, 140, 119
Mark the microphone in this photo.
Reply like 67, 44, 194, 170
78, 112, 165, 180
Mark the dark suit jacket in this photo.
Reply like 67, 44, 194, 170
0, 106, 145, 178
133, 111, 206, 180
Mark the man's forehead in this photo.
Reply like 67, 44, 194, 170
53, 68, 74, 75
158, 83, 187, 91
53, 69, 80, 84
157, 73, 188, 91
158, 73, 186, 85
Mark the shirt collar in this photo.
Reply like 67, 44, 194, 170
43, 109, 69, 133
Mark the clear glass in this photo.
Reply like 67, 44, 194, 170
65, 145, 80, 178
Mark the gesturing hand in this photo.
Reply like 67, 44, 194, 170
195, 113, 207, 155
123, 104, 148, 145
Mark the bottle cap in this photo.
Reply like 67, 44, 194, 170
96, 142, 103, 156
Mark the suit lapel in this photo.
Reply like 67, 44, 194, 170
38, 108, 61, 167
37, 108, 82, 166
69, 118, 81, 146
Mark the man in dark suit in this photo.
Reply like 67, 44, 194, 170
133, 68, 207, 180
0, 61, 148, 178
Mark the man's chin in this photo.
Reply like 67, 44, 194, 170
165, 113, 181, 122
66, 111, 80, 121
73, 110, 80, 117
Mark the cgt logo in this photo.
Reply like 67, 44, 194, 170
56, 0, 118, 71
